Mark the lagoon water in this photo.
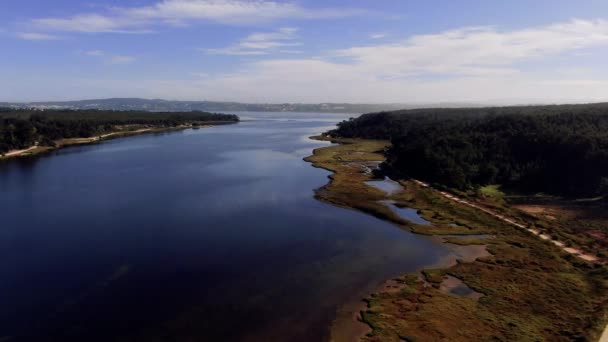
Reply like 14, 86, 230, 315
381, 200, 433, 225
0, 113, 455, 341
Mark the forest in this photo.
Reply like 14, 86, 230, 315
0, 108, 239, 154
330, 103, 608, 197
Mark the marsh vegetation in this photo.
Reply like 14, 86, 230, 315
306, 136, 608, 341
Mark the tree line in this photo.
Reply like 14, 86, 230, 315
330, 103, 608, 197
0, 108, 239, 154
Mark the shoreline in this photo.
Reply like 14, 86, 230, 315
329, 240, 490, 342
4, 145, 39, 157
0, 122, 235, 161
304, 135, 608, 342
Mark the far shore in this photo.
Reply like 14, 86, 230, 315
0, 122, 232, 161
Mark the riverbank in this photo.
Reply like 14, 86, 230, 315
305, 136, 608, 342
0, 122, 230, 161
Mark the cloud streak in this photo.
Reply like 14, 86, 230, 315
30, 0, 364, 33
84, 50, 136, 64
17, 32, 63, 40
205, 27, 300, 55
6, 18, 608, 104
332, 19, 608, 78
164, 19, 608, 102
369, 33, 386, 39
109, 55, 136, 64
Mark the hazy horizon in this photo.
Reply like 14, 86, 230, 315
4, 97, 608, 108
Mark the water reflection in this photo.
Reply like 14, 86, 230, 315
0, 112, 454, 342
365, 177, 403, 195
381, 200, 432, 225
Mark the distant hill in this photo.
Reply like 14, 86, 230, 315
2, 98, 484, 114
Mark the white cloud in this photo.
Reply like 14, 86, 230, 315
32, 14, 153, 34
30, 0, 364, 33
85, 50, 104, 56
16, 32, 63, 40
7, 18, 608, 104
205, 27, 301, 55
204, 49, 268, 56
83, 50, 135, 64
153, 18, 608, 103
109, 55, 136, 64
278, 50, 303, 54
369, 33, 386, 39
331, 19, 608, 79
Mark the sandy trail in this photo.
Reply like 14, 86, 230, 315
3, 127, 174, 160
411, 180, 600, 263
61, 129, 155, 144
3, 129, 155, 158
3, 145, 38, 157
99, 128, 151, 139
412, 179, 608, 341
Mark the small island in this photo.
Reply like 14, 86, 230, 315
0, 108, 239, 159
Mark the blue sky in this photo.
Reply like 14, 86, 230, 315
3, 0, 608, 103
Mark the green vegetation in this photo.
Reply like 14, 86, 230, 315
474, 190, 608, 260
306, 137, 608, 342
479, 184, 504, 199
0, 108, 239, 155
331, 103, 608, 197
360, 188, 608, 341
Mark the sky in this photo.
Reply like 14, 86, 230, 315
3, 0, 608, 104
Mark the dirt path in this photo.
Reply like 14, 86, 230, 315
601, 326, 608, 342
412, 180, 608, 342
58, 128, 155, 145
3, 145, 38, 157
411, 180, 600, 263
98, 128, 151, 139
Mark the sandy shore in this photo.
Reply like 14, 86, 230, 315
3, 145, 38, 157
58, 128, 154, 145
601, 326, 608, 342
1, 126, 192, 160
98, 128, 152, 139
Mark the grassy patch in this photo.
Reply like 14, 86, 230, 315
443, 236, 492, 246
478, 184, 504, 200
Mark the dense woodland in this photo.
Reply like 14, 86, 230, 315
0, 108, 238, 154
331, 103, 608, 197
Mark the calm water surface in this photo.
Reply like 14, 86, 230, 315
1, 113, 455, 341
